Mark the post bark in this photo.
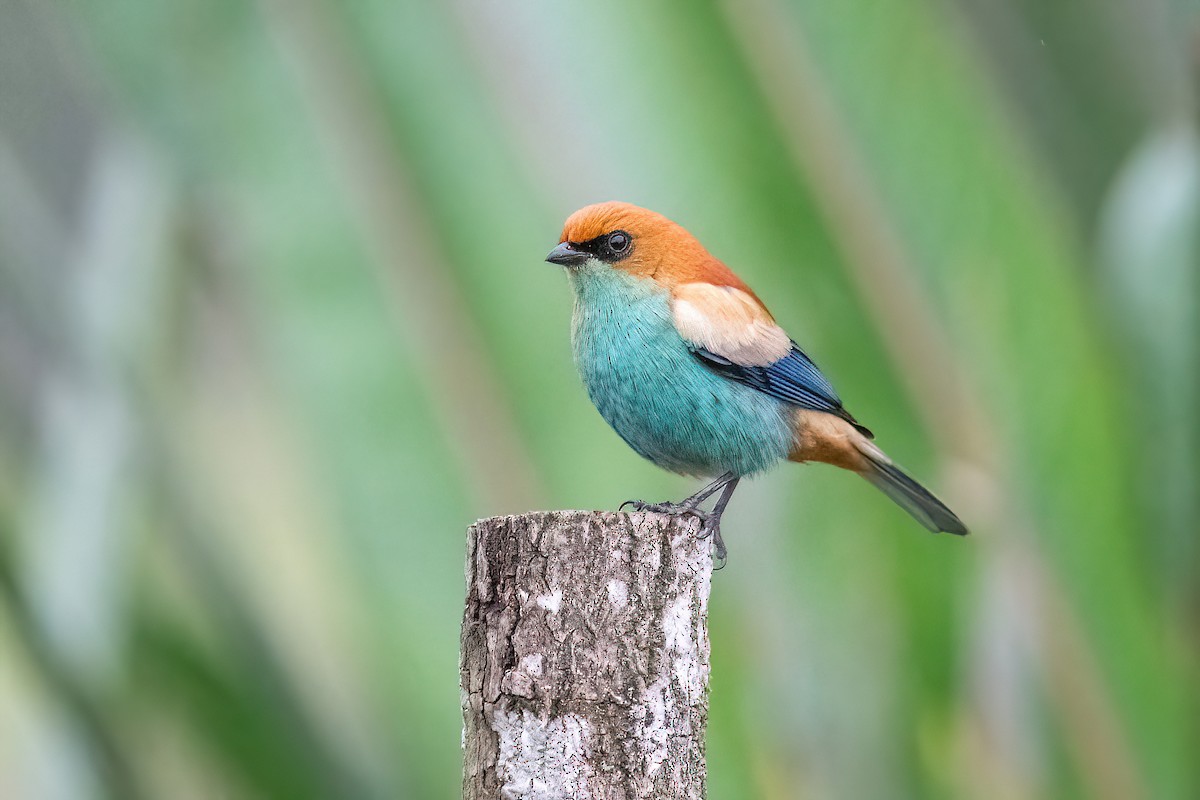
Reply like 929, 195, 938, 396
460, 510, 713, 800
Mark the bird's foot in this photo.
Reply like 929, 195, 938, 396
620, 499, 709, 521
623, 499, 726, 566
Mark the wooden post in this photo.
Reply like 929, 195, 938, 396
461, 510, 713, 800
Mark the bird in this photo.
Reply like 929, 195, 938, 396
545, 201, 967, 563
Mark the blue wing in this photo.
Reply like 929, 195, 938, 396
691, 341, 874, 438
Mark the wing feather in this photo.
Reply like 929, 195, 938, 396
671, 282, 872, 437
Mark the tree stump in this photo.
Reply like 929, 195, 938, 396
460, 510, 713, 800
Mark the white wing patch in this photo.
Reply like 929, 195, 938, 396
671, 283, 790, 367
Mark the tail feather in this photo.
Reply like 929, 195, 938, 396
854, 441, 968, 535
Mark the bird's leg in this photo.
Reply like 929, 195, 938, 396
696, 477, 740, 568
620, 472, 736, 518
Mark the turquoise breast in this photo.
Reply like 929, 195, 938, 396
568, 266, 793, 477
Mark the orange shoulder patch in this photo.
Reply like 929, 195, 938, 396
671, 282, 790, 366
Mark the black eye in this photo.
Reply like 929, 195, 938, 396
607, 231, 630, 254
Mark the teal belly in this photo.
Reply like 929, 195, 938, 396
570, 274, 793, 477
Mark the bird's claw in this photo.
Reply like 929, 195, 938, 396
698, 517, 728, 568
712, 547, 727, 570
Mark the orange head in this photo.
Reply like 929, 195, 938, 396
545, 202, 752, 292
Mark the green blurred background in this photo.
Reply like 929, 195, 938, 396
1, 0, 1197, 797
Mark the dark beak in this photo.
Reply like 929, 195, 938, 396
545, 241, 588, 267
